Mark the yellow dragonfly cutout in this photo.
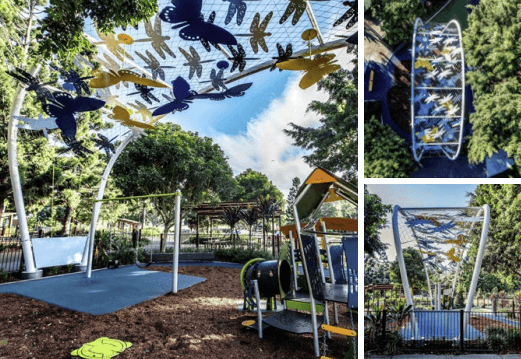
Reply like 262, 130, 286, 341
109, 106, 162, 129
276, 53, 340, 89
89, 69, 168, 89
94, 30, 134, 62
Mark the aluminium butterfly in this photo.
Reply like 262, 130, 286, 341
42, 92, 106, 140
159, 0, 238, 45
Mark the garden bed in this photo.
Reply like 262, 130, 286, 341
0, 265, 355, 358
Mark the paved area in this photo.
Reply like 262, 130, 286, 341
367, 355, 521, 358
0, 265, 205, 315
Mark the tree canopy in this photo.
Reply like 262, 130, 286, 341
284, 68, 358, 181
389, 247, 427, 291
364, 186, 392, 258
36, 0, 158, 63
468, 185, 521, 284
112, 123, 237, 250
370, 0, 426, 46
364, 116, 416, 178
233, 168, 284, 204
463, 0, 521, 164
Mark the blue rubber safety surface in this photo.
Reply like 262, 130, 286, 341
400, 311, 483, 340
0, 265, 205, 316
149, 261, 244, 269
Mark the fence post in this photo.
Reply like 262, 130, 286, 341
460, 309, 464, 353
382, 309, 387, 347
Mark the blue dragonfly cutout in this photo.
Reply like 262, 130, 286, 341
223, 0, 260, 26
61, 137, 93, 158
6, 67, 56, 104
152, 76, 252, 116
42, 92, 105, 140
417, 101, 434, 116
199, 61, 229, 91
332, 0, 357, 29
159, 0, 237, 45
93, 133, 118, 157
227, 43, 260, 72
49, 64, 94, 96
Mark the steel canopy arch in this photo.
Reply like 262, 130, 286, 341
411, 18, 465, 162
392, 205, 490, 338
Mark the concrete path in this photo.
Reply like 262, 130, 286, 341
367, 354, 521, 358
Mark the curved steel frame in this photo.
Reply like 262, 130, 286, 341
392, 205, 489, 311
411, 18, 465, 162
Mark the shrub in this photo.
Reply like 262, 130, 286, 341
214, 247, 273, 264
485, 327, 521, 350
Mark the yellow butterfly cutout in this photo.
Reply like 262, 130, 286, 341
110, 106, 157, 129
276, 53, 340, 89
90, 69, 168, 89
446, 248, 461, 262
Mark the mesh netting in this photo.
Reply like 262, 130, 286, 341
395, 207, 484, 295
411, 19, 465, 161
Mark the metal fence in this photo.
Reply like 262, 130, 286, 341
365, 309, 521, 354
119, 229, 285, 256
0, 236, 23, 274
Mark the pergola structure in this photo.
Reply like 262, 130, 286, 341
411, 18, 465, 161
189, 201, 284, 251
392, 205, 490, 315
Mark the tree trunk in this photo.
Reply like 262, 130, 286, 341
161, 225, 169, 252
60, 205, 73, 236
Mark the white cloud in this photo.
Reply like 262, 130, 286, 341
211, 74, 330, 197
211, 49, 356, 197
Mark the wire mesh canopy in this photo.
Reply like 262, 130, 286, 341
77, 0, 356, 149
394, 206, 488, 305
17, 0, 356, 159
411, 18, 465, 162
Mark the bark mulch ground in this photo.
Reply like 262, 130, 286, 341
0, 265, 356, 358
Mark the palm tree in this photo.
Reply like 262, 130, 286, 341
241, 205, 260, 248
220, 205, 244, 247
257, 195, 279, 251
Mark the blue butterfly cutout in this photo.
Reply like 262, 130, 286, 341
152, 76, 253, 116
159, 0, 237, 45
42, 92, 105, 140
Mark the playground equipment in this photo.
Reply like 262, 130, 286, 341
411, 18, 465, 161
242, 167, 358, 358
392, 205, 490, 338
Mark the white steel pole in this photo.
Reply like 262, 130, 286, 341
465, 204, 490, 314
8, 65, 42, 278
392, 205, 414, 307
84, 133, 136, 278
172, 193, 181, 293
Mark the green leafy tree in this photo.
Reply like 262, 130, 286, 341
466, 79, 521, 164
365, 255, 391, 285
467, 185, 521, 283
370, 0, 426, 46
364, 186, 392, 258
112, 123, 237, 251
36, 0, 158, 63
389, 247, 427, 291
233, 168, 284, 204
463, 0, 521, 163
364, 116, 416, 178
284, 68, 358, 180
285, 177, 300, 224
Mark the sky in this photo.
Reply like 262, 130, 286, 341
161, 48, 356, 197
366, 184, 478, 260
